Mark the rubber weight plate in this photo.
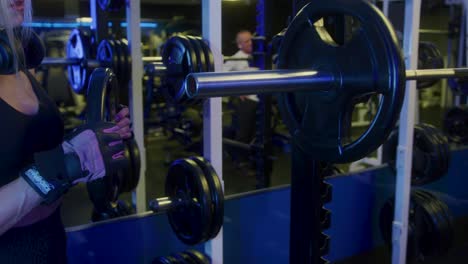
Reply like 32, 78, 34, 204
421, 124, 450, 182
195, 37, 215, 72
276, 0, 405, 163
412, 190, 453, 257
119, 39, 131, 93
172, 252, 194, 264
120, 139, 141, 193
443, 107, 468, 144
97, 39, 120, 79
166, 158, 212, 245
184, 250, 211, 264
188, 156, 224, 240
85, 68, 128, 213
380, 190, 443, 261
417, 42, 444, 89
382, 124, 447, 185
66, 28, 93, 94
186, 36, 208, 73
161, 35, 199, 103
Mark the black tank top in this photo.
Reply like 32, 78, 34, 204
0, 70, 67, 263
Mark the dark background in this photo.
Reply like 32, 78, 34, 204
32, 0, 292, 56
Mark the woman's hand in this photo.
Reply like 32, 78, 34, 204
104, 106, 133, 139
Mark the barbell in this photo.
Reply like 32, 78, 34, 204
149, 156, 224, 245
39, 29, 163, 94
184, 2, 468, 164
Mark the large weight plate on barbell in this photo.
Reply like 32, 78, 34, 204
166, 158, 213, 245
186, 36, 208, 73
66, 29, 92, 94
188, 156, 224, 240
161, 35, 199, 104
276, 0, 405, 163
195, 37, 214, 72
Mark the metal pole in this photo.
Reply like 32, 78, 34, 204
126, 0, 146, 214
392, 0, 421, 263
186, 70, 335, 98
202, 0, 223, 263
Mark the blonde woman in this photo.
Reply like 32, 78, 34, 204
0, 1, 132, 262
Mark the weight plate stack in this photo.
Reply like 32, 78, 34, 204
380, 189, 454, 262
417, 41, 444, 89
165, 158, 213, 245
66, 28, 93, 94
161, 35, 199, 105
383, 123, 450, 186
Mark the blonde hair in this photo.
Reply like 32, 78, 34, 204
0, 0, 33, 72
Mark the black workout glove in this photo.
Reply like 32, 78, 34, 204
20, 122, 127, 204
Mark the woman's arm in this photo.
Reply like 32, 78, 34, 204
0, 177, 43, 236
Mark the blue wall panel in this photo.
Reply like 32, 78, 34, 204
66, 148, 468, 264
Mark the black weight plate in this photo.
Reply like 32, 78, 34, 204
276, 0, 405, 163
128, 139, 141, 191
66, 28, 92, 94
443, 107, 468, 144
173, 252, 195, 264
166, 158, 212, 245
413, 124, 441, 184
112, 39, 124, 84
195, 37, 215, 72
161, 36, 198, 103
184, 250, 210, 264
418, 190, 453, 254
120, 38, 131, 92
176, 36, 201, 105
417, 42, 444, 89
97, 39, 119, 77
421, 124, 449, 182
85, 68, 123, 212
120, 139, 140, 193
423, 124, 449, 183
413, 190, 451, 256
186, 35, 207, 73
188, 156, 224, 240
153, 256, 173, 264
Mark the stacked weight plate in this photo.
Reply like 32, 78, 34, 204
383, 123, 450, 185
161, 35, 214, 105
164, 156, 223, 245
153, 249, 211, 264
380, 189, 453, 261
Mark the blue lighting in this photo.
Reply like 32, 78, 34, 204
23, 21, 158, 29
120, 22, 158, 28
23, 22, 91, 28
